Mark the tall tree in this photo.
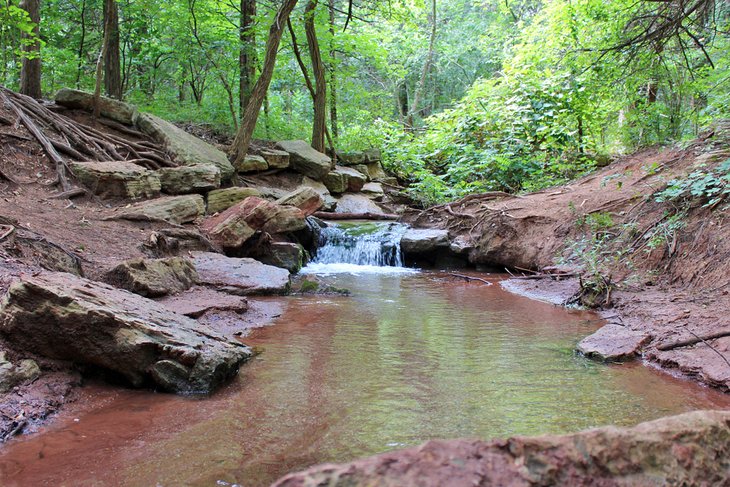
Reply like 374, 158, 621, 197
103, 0, 122, 99
305, 0, 326, 152
327, 0, 338, 141
406, 0, 436, 128
19, 0, 41, 99
240, 0, 257, 112
230, 0, 299, 164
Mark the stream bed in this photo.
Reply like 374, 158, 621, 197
1, 268, 729, 486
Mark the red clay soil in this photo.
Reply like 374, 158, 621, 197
406, 121, 730, 392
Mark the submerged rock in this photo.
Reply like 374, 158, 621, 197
70, 160, 161, 199
104, 257, 198, 297
0, 272, 250, 394
275, 140, 332, 180
274, 410, 730, 487
577, 324, 651, 361
193, 251, 290, 295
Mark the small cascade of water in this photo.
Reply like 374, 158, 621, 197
313, 222, 408, 267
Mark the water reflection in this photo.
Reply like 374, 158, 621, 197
0, 272, 728, 487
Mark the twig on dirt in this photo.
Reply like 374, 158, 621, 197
449, 273, 492, 285
0, 224, 15, 241
657, 329, 730, 356
48, 187, 87, 200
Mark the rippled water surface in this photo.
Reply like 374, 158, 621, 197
1, 270, 728, 486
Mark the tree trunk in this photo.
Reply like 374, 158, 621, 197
239, 0, 257, 113
328, 0, 338, 142
103, 0, 122, 99
305, 0, 326, 153
230, 0, 299, 164
406, 0, 436, 128
75, 0, 86, 89
19, 0, 41, 99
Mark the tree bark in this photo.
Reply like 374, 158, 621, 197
103, 0, 122, 99
406, 0, 436, 128
328, 0, 338, 141
230, 0, 299, 164
239, 0, 257, 113
19, 0, 41, 99
305, 0, 326, 152
75, 0, 86, 89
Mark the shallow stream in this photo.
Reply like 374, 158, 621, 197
1, 265, 729, 486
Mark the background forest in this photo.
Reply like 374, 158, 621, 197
1, 0, 729, 204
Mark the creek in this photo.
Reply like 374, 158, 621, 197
0, 222, 728, 486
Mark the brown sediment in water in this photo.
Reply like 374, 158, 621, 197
0, 271, 728, 487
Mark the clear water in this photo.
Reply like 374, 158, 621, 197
1, 271, 728, 487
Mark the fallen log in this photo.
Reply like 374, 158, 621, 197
312, 211, 399, 221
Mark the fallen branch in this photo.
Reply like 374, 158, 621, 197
449, 273, 492, 285
313, 211, 399, 221
0, 224, 15, 241
48, 187, 87, 200
656, 330, 730, 352
510, 272, 578, 280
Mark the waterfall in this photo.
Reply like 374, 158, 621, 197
312, 222, 408, 267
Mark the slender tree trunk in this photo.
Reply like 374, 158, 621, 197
328, 0, 338, 142
239, 0, 257, 113
19, 0, 41, 99
103, 0, 122, 99
93, 13, 111, 118
305, 0, 326, 152
406, 0, 436, 128
76, 0, 86, 89
230, 0, 299, 164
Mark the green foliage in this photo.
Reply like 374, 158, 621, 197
655, 159, 730, 208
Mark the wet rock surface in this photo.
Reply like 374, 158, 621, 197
400, 228, 450, 254
0, 272, 251, 394
577, 324, 651, 361
274, 410, 730, 487
192, 251, 290, 295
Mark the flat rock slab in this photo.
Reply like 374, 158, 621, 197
335, 194, 385, 215
70, 160, 161, 199
158, 164, 220, 195
135, 113, 234, 181
108, 195, 205, 224
259, 148, 290, 169
275, 187, 324, 216
234, 154, 268, 173
206, 187, 261, 215
0, 272, 250, 394
55, 88, 138, 125
274, 410, 730, 487
577, 324, 651, 361
400, 228, 450, 254
276, 140, 332, 180
193, 252, 290, 295
104, 257, 198, 297
156, 286, 248, 318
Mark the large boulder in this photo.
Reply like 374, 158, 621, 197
158, 164, 220, 195
55, 88, 137, 125
0, 352, 40, 393
234, 154, 268, 173
301, 177, 337, 211
193, 252, 290, 295
0, 272, 250, 394
259, 148, 290, 169
108, 195, 205, 224
366, 162, 388, 180
254, 242, 305, 274
275, 140, 332, 179
274, 410, 730, 487
400, 228, 450, 254
323, 166, 366, 194
201, 196, 307, 250
275, 187, 324, 216
70, 160, 161, 199
363, 148, 382, 163
361, 182, 385, 200
134, 113, 234, 181
206, 187, 261, 214
336, 151, 366, 166
104, 257, 198, 297
577, 324, 651, 361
